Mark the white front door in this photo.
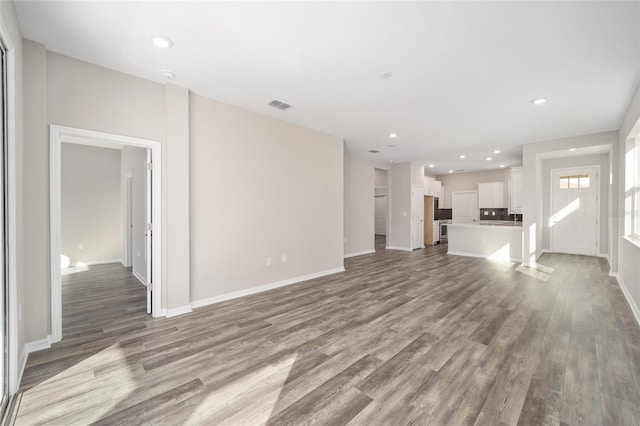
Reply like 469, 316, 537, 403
550, 167, 599, 256
411, 187, 424, 249
374, 195, 387, 235
452, 191, 478, 223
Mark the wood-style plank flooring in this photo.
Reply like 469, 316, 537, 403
14, 239, 640, 425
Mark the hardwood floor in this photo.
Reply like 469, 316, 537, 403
13, 246, 640, 425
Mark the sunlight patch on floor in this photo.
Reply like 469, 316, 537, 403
19, 344, 137, 424
516, 263, 554, 282
187, 352, 298, 424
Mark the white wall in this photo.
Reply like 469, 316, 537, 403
23, 47, 168, 341
374, 168, 388, 187
522, 131, 618, 266
388, 162, 411, 250
437, 169, 510, 208
61, 143, 122, 265
189, 93, 344, 303
617, 82, 640, 322
344, 150, 374, 257
121, 146, 147, 280
23, 40, 49, 342
542, 154, 609, 255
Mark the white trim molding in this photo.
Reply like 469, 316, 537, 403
191, 267, 345, 310
18, 336, 53, 390
610, 272, 640, 327
344, 249, 375, 258
385, 246, 413, 252
166, 305, 193, 318
132, 269, 146, 286
447, 250, 522, 263
50, 125, 164, 345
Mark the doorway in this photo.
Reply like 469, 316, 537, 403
411, 185, 424, 249
550, 166, 599, 256
374, 168, 389, 250
50, 126, 163, 344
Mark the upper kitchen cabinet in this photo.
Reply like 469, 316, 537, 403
509, 166, 523, 213
478, 182, 505, 208
423, 176, 443, 197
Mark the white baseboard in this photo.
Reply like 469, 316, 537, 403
132, 269, 146, 286
344, 249, 375, 258
80, 258, 121, 266
191, 267, 345, 310
611, 273, 640, 327
385, 246, 412, 252
18, 335, 53, 390
166, 305, 193, 318
447, 250, 522, 263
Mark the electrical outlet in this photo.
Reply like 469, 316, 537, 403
403, 212, 408, 217
266, 257, 272, 266
484, 211, 489, 216
282, 254, 287, 263
138, 250, 141, 257
344, 238, 347, 244
79, 243, 84, 250
491, 211, 496, 216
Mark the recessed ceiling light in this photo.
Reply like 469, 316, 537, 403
531, 98, 547, 105
493, 150, 501, 154
459, 154, 466, 159
569, 148, 577, 152
368, 149, 380, 154
380, 72, 393, 79
386, 144, 396, 148
499, 165, 505, 168
389, 133, 397, 138
448, 170, 453, 173
151, 35, 174, 49
161, 70, 176, 79
389, 160, 395, 163
428, 164, 434, 168
486, 157, 493, 161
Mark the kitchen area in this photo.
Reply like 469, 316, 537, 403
424, 166, 524, 262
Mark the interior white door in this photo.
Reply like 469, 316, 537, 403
550, 167, 598, 255
145, 149, 153, 314
374, 195, 387, 235
452, 191, 478, 223
411, 187, 424, 249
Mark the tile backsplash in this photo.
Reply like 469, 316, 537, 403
480, 208, 523, 221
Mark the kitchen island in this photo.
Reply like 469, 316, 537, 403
448, 221, 523, 262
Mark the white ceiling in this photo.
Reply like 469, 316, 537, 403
14, 1, 640, 175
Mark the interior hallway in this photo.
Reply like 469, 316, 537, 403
11, 250, 640, 425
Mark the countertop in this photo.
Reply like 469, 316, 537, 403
449, 221, 523, 229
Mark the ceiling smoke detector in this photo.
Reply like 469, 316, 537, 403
268, 99, 292, 110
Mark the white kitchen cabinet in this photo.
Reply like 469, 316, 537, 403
433, 180, 442, 197
423, 176, 435, 195
478, 182, 505, 208
423, 176, 442, 198
510, 167, 523, 213
433, 221, 440, 243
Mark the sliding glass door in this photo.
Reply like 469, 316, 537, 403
0, 40, 8, 417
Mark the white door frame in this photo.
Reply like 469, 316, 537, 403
549, 165, 600, 255
49, 125, 163, 343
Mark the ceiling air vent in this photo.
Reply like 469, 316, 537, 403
455, 169, 465, 172
368, 149, 380, 154
268, 99, 292, 110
